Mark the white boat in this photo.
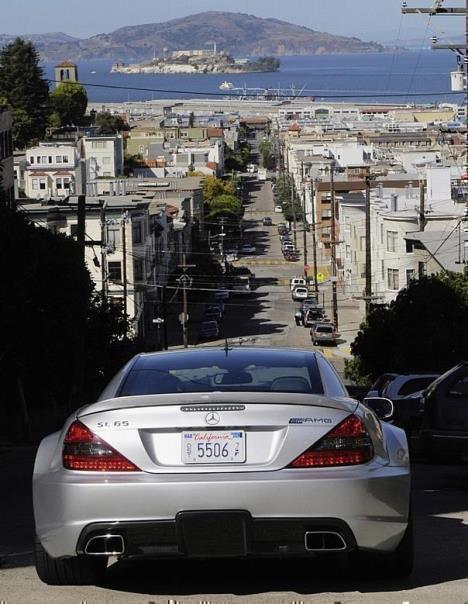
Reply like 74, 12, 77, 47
219, 81, 234, 90
90, 70, 97, 74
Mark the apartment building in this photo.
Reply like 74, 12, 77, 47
24, 142, 84, 198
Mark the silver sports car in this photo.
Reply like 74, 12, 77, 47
33, 347, 412, 585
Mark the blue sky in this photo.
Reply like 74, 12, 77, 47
1, 0, 464, 41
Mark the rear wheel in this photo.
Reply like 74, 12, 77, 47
34, 535, 107, 586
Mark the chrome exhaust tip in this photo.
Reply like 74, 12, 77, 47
84, 534, 125, 556
304, 531, 347, 552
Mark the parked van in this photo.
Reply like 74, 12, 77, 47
290, 277, 306, 291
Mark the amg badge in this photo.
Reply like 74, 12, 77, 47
289, 417, 333, 425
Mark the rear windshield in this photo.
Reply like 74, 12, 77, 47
119, 349, 324, 396
316, 326, 333, 333
397, 377, 437, 396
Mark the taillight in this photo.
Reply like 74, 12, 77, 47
288, 415, 373, 468
63, 420, 140, 472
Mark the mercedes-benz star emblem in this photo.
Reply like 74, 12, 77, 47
205, 411, 220, 425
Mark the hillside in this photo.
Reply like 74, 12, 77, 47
0, 12, 385, 61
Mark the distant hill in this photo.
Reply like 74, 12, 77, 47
0, 12, 385, 62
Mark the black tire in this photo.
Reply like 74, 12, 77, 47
350, 511, 413, 579
34, 535, 107, 586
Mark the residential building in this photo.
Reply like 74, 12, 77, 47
0, 106, 14, 207
82, 135, 124, 180
24, 142, 84, 199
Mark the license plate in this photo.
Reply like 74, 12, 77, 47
182, 431, 246, 464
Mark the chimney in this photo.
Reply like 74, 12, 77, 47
378, 182, 384, 200
391, 194, 399, 212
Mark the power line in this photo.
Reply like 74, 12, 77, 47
46, 78, 465, 100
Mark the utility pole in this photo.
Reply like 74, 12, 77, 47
77, 194, 86, 263
419, 179, 427, 231
121, 213, 128, 317
178, 253, 196, 348
162, 285, 168, 350
330, 163, 339, 330
100, 202, 107, 300
290, 174, 297, 248
365, 172, 372, 318
310, 178, 319, 298
301, 162, 308, 275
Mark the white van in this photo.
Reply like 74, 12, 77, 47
290, 277, 306, 291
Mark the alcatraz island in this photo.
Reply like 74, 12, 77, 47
111, 46, 280, 75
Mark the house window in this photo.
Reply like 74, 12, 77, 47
381, 260, 385, 280
29, 156, 34, 164
108, 261, 122, 282
387, 268, 399, 290
386, 230, 398, 253
406, 239, 414, 253
62, 156, 69, 163
92, 141, 107, 149
41, 156, 47, 164
36, 156, 41, 164
56, 156, 62, 164
132, 221, 142, 243
107, 225, 121, 247
48, 156, 53, 164
32, 178, 39, 190
56, 177, 71, 190
406, 269, 415, 285
134, 259, 144, 281
39, 179, 46, 190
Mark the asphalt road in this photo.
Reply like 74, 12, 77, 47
2, 181, 467, 603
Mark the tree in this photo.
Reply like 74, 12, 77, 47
95, 111, 129, 135
258, 139, 273, 168
0, 38, 50, 148
202, 175, 235, 201
345, 274, 468, 384
0, 207, 141, 440
206, 193, 243, 220
49, 81, 88, 126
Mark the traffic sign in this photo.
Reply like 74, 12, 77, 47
317, 272, 325, 283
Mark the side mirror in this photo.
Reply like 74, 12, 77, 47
364, 397, 394, 421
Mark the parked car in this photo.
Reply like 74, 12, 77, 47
33, 347, 412, 585
282, 243, 296, 253
213, 289, 230, 301
240, 243, 256, 255
304, 307, 326, 327
274, 205, 283, 213
311, 322, 340, 346
262, 217, 273, 226
300, 297, 320, 314
206, 303, 225, 316
199, 320, 220, 340
290, 277, 307, 291
367, 373, 439, 437
418, 362, 468, 461
292, 286, 309, 301
203, 309, 223, 323
277, 224, 288, 235
283, 251, 297, 262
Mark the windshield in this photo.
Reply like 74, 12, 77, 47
119, 349, 324, 396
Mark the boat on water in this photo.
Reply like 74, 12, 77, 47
90, 70, 97, 74
219, 81, 234, 90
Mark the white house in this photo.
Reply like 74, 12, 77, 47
82, 135, 124, 180
24, 142, 84, 199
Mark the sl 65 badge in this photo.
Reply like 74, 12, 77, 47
96, 420, 130, 428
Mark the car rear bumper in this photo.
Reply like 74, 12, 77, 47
34, 464, 410, 559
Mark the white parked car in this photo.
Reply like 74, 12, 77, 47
292, 286, 309, 301
274, 205, 283, 213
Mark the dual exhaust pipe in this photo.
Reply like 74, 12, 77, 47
84, 530, 347, 556
84, 534, 125, 556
